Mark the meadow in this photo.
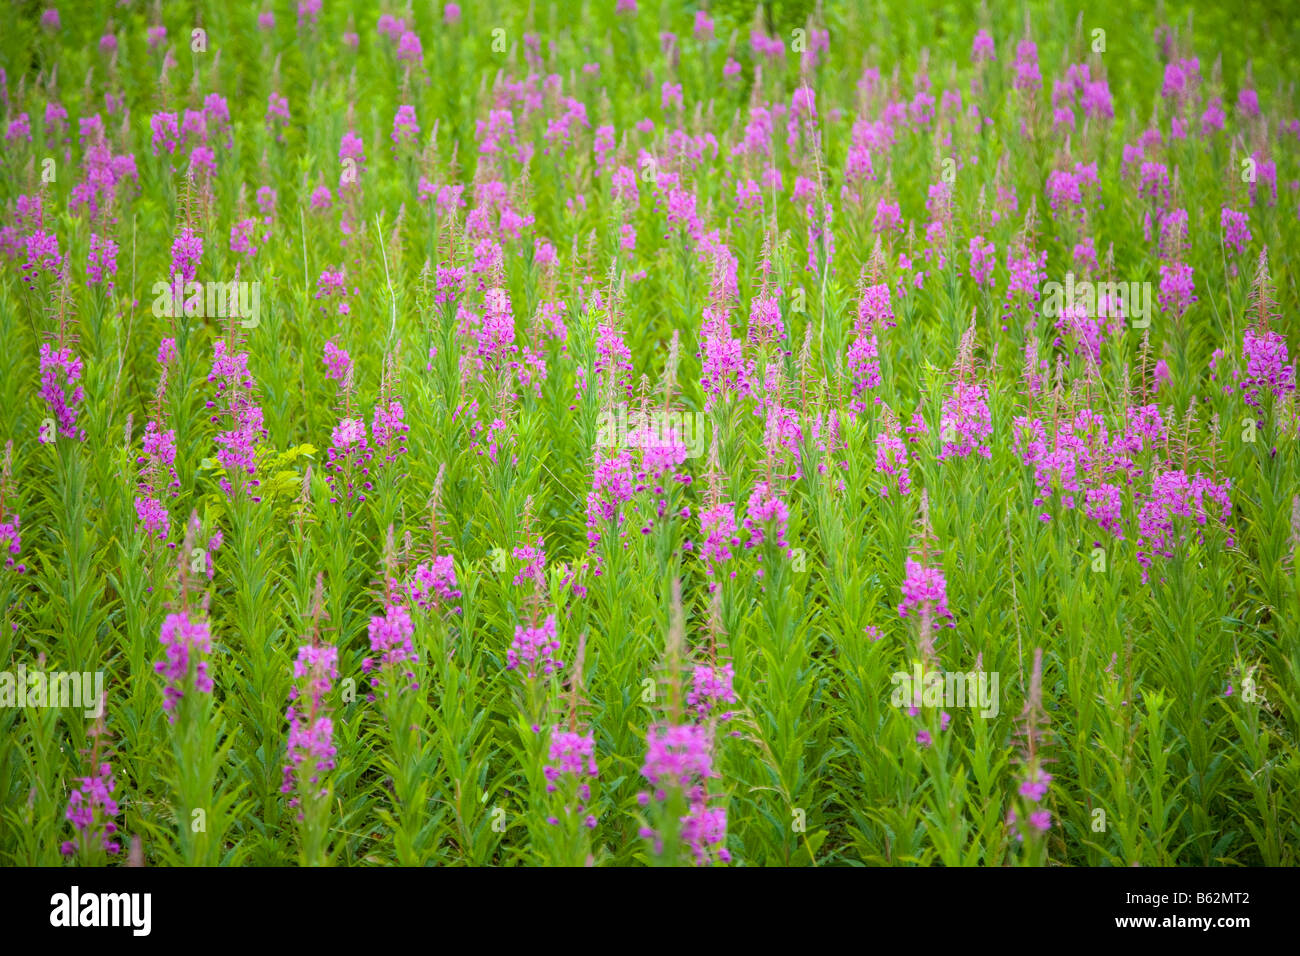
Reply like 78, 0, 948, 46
1, 0, 1298, 867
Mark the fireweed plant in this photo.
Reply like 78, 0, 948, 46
0, 1, 1299, 867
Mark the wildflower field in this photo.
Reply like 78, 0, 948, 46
1, 0, 1299, 870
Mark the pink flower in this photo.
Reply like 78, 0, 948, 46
62, 759, 121, 856
507, 615, 562, 678
38, 344, 86, 442
743, 481, 790, 554
229, 219, 258, 258
281, 643, 339, 811
698, 503, 740, 588
1157, 262, 1197, 318
155, 611, 214, 718
638, 723, 729, 864
391, 105, 420, 151
968, 236, 996, 286
323, 340, 352, 383
206, 340, 265, 499
86, 234, 118, 292
1241, 327, 1295, 408
364, 604, 418, 698
266, 93, 290, 138
406, 556, 462, 610
1221, 206, 1252, 257
939, 381, 993, 460
898, 558, 955, 625
324, 418, 372, 512
688, 663, 737, 719
875, 417, 911, 498
396, 31, 423, 63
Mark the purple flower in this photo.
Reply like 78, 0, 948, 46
86, 234, 119, 292
1241, 327, 1295, 408
169, 227, 203, 285
371, 400, 409, 462
324, 417, 372, 512
938, 381, 993, 460
310, 184, 333, 210
968, 236, 997, 287
544, 729, 598, 824
639, 723, 730, 865
391, 104, 420, 151
507, 615, 562, 678
62, 760, 121, 856
1221, 206, 1252, 257
266, 93, 290, 139
282, 642, 339, 811
396, 31, 423, 63
0, 455, 24, 574
155, 611, 214, 718
5, 112, 31, 143
406, 556, 462, 610
1018, 768, 1053, 802
698, 503, 740, 587
1013, 37, 1040, 92
898, 558, 955, 625
206, 340, 265, 498
641, 723, 715, 789
229, 219, 258, 258
688, 663, 737, 719
743, 481, 790, 555
1157, 262, 1197, 318
38, 344, 86, 442
297, 0, 322, 31
323, 340, 352, 383
694, 10, 714, 41
365, 604, 419, 698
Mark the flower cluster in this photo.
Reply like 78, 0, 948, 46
406, 556, 462, 611
638, 723, 730, 865
155, 610, 214, 719
60, 759, 121, 857
544, 729, 599, 828
324, 417, 373, 513
697, 502, 740, 590
362, 604, 419, 699
38, 344, 86, 442
207, 340, 265, 498
281, 643, 339, 815
938, 381, 993, 460
687, 663, 737, 720
898, 558, 956, 626
874, 408, 912, 498
507, 614, 562, 678
742, 482, 790, 559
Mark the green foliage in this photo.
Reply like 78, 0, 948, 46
0, 0, 1297, 868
